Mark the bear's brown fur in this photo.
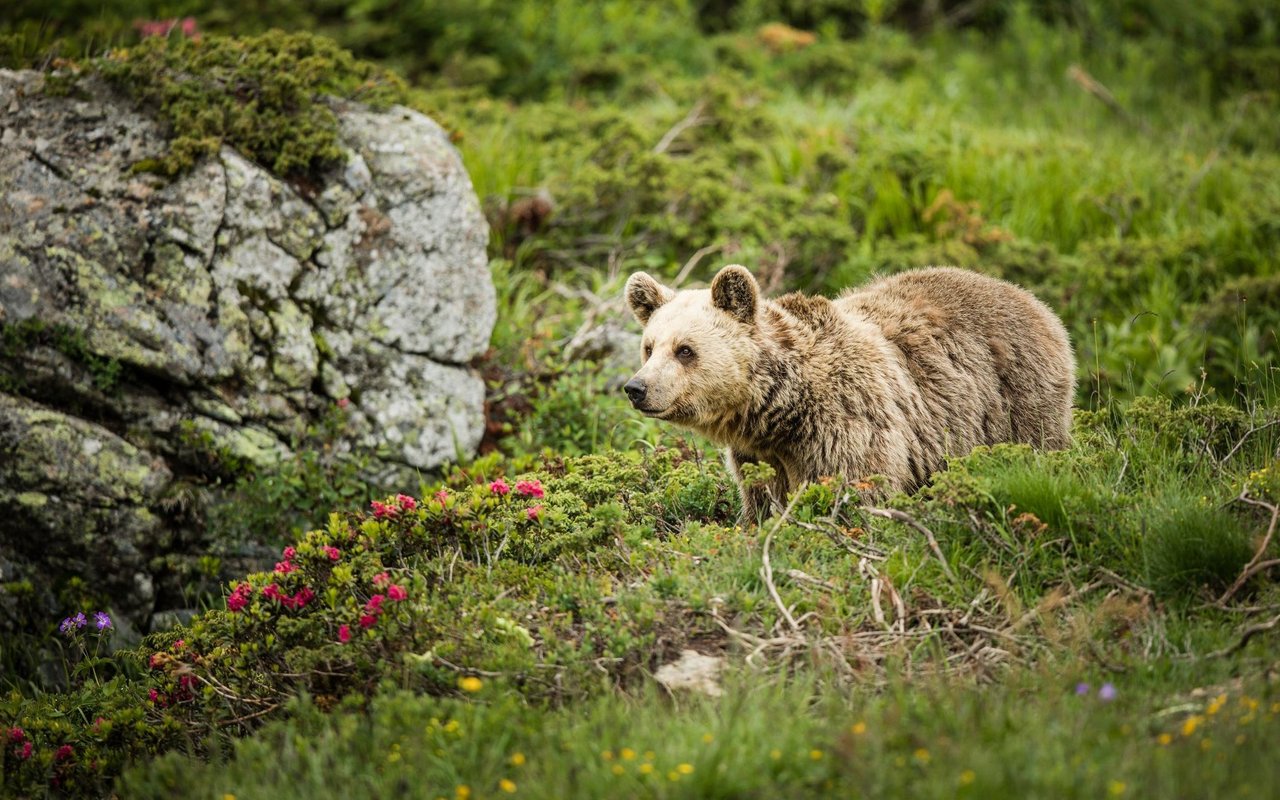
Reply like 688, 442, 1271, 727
624, 265, 1075, 521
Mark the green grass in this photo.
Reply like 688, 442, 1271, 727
121, 665, 1280, 799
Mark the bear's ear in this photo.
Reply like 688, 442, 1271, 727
625, 272, 673, 325
710, 264, 759, 325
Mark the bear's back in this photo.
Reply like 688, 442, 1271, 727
837, 267, 1075, 452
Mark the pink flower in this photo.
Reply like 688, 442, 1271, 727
373, 571, 391, 588
338, 624, 351, 643
227, 582, 253, 612
526, 505, 543, 521
359, 614, 378, 629
396, 494, 417, 511
515, 479, 545, 499
8, 727, 23, 743
337, 396, 351, 409
280, 587, 315, 610
371, 500, 396, 520
435, 489, 449, 505
274, 560, 296, 574
365, 594, 385, 614
387, 584, 407, 601
291, 587, 316, 609
19, 741, 31, 760
489, 478, 510, 495
283, 546, 297, 560
133, 17, 198, 39
323, 545, 341, 561
173, 639, 185, 651
55, 744, 73, 761
262, 584, 282, 602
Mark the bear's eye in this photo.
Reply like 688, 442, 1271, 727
675, 345, 695, 361
643, 343, 653, 359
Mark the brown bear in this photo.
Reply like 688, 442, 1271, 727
623, 265, 1075, 521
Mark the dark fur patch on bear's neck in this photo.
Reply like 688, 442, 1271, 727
741, 344, 816, 456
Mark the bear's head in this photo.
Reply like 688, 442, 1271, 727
622, 264, 761, 428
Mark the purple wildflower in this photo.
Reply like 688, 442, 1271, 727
73, 612, 87, 629
94, 611, 112, 631
1099, 683, 1116, 702
59, 617, 76, 635
1075, 682, 1090, 696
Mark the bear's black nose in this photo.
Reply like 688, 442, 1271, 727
623, 378, 647, 407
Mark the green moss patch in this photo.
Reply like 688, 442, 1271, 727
94, 31, 409, 176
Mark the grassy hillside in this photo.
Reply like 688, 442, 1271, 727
2, 1, 1279, 797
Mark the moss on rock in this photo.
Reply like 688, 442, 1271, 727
93, 30, 410, 177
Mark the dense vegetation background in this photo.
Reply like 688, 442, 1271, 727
2, 1, 1279, 797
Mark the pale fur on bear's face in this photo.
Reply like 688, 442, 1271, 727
623, 266, 760, 428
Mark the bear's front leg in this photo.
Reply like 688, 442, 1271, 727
726, 450, 788, 526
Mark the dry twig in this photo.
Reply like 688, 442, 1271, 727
761, 493, 805, 635
653, 99, 709, 154
672, 243, 723, 287
1066, 65, 1149, 132
861, 506, 958, 581
1217, 491, 1280, 606
1206, 612, 1280, 659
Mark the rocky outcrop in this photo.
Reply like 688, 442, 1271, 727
0, 69, 495, 629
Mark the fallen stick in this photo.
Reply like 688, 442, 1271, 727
1217, 492, 1280, 605
653, 99, 708, 154
1066, 64, 1146, 129
1206, 612, 1280, 659
861, 506, 958, 581
761, 493, 805, 634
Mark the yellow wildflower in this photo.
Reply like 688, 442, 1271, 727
456, 787, 471, 800
458, 676, 483, 693
1108, 780, 1126, 796
914, 748, 931, 764
851, 721, 867, 736
1157, 733, 1172, 746
1181, 716, 1203, 737
960, 770, 976, 786
702, 733, 715, 743
611, 765, 625, 776
620, 748, 636, 761
499, 778, 517, 794
510, 752, 526, 766
809, 749, 824, 761
770, 749, 782, 760
444, 720, 460, 734
223, 795, 237, 800
1207, 694, 1227, 716
602, 750, 615, 761
667, 771, 680, 782
639, 763, 654, 775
